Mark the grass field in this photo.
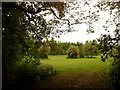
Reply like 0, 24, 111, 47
41, 55, 111, 74
28, 55, 113, 89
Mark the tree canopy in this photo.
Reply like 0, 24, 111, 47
2, 2, 67, 89
84, 40, 99, 57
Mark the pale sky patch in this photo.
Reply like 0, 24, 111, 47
44, 1, 117, 44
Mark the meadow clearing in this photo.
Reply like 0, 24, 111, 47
28, 55, 113, 89
41, 55, 111, 74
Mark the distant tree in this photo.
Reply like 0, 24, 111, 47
92, 40, 99, 56
56, 43, 65, 55
38, 42, 50, 58
84, 40, 99, 57
48, 37, 64, 55
49, 37, 58, 55
76, 42, 83, 46
60, 42, 71, 54
84, 42, 91, 57
66, 45, 79, 58
78, 45, 84, 58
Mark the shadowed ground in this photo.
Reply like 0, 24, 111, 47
27, 71, 112, 89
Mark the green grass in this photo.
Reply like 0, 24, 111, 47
41, 55, 111, 74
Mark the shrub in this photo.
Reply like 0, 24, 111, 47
79, 54, 84, 58
109, 58, 120, 89
66, 45, 79, 58
3, 56, 56, 90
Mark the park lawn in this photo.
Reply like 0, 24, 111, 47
27, 55, 113, 89
41, 55, 111, 74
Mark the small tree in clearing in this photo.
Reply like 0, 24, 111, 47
84, 40, 99, 58
38, 43, 50, 58
66, 45, 79, 58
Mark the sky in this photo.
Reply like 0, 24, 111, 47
44, 0, 117, 44
54, 23, 115, 44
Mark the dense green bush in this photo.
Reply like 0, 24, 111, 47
79, 54, 85, 58
66, 45, 79, 58
3, 56, 56, 90
109, 58, 120, 89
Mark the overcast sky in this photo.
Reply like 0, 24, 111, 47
54, 23, 115, 44
45, 0, 116, 44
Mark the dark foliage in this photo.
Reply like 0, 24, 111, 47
98, 34, 120, 89
2, 2, 65, 90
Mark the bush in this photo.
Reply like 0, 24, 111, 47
79, 54, 84, 58
66, 45, 79, 58
3, 56, 56, 90
109, 58, 120, 90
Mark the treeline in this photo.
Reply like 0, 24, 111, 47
36, 37, 100, 58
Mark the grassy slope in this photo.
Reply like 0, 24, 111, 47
41, 55, 111, 74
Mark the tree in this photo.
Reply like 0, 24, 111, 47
84, 40, 99, 58
98, 34, 120, 89
92, 40, 99, 56
78, 45, 84, 58
2, 4, 34, 89
48, 37, 64, 55
84, 42, 91, 57
49, 37, 58, 55
55, 44, 64, 55
60, 42, 71, 54
38, 42, 50, 58
2, 2, 67, 89
2, 1, 67, 66
95, 2, 120, 89
3, 1, 67, 67
66, 45, 79, 58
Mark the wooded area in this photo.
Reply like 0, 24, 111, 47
2, 1, 120, 90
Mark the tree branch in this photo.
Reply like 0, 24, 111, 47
3, 2, 70, 26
